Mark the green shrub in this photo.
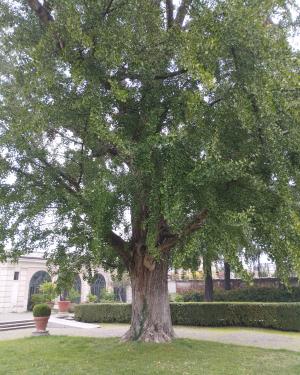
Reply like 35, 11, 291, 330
33, 303, 51, 317
86, 293, 97, 303
181, 291, 204, 302
39, 282, 58, 302
100, 291, 116, 302
68, 288, 81, 303
74, 302, 300, 331
75, 303, 131, 323
171, 303, 300, 331
178, 287, 300, 303
31, 293, 49, 306
169, 293, 184, 302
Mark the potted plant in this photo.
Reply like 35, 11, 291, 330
33, 303, 51, 334
30, 293, 48, 311
57, 299, 71, 313
56, 272, 76, 314
39, 281, 58, 309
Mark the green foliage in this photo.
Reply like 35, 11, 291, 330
68, 288, 81, 303
33, 303, 51, 317
75, 302, 300, 331
31, 293, 49, 306
29, 282, 57, 309
179, 291, 204, 302
99, 290, 116, 303
169, 293, 184, 302
178, 287, 300, 302
55, 271, 77, 297
39, 282, 58, 302
171, 303, 300, 331
0, 0, 299, 279
86, 293, 97, 303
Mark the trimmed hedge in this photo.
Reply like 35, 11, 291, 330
74, 302, 300, 331
178, 287, 300, 303
171, 303, 300, 331
75, 303, 132, 323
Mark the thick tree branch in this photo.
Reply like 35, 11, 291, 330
27, 0, 64, 49
175, 0, 191, 28
157, 208, 209, 252
78, 142, 84, 186
0, 160, 48, 191
102, 0, 115, 18
208, 97, 223, 107
166, 0, 174, 29
27, 0, 53, 24
106, 231, 131, 267
37, 157, 81, 192
154, 69, 187, 80
90, 140, 132, 166
115, 68, 187, 82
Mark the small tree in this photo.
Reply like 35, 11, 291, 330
39, 281, 58, 303
55, 271, 77, 301
0, 0, 299, 342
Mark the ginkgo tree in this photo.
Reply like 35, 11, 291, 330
0, 0, 299, 342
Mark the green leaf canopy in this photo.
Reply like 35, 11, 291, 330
0, 0, 299, 277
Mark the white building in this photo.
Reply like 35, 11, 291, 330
0, 254, 114, 313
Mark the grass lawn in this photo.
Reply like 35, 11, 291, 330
0, 336, 300, 375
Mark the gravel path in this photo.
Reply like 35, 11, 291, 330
1, 313, 300, 352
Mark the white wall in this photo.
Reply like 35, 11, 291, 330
0, 256, 114, 313
0, 257, 50, 313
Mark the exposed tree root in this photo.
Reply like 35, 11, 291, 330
121, 324, 175, 343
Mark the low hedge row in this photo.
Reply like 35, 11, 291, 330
177, 287, 300, 302
75, 303, 132, 323
74, 302, 300, 331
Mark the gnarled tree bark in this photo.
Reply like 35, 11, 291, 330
120, 210, 208, 342
122, 253, 174, 343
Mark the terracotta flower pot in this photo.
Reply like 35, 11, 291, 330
58, 300, 71, 313
34, 316, 50, 331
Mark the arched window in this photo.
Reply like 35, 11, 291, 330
90, 273, 106, 300
27, 270, 51, 310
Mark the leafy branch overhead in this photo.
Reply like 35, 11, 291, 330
0, 0, 299, 277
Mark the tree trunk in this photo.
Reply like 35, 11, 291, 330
122, 254, 175, 343
204, 257, 213, 302
224, 261, 231, 290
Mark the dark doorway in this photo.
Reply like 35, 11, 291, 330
27, 270, 51, 310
